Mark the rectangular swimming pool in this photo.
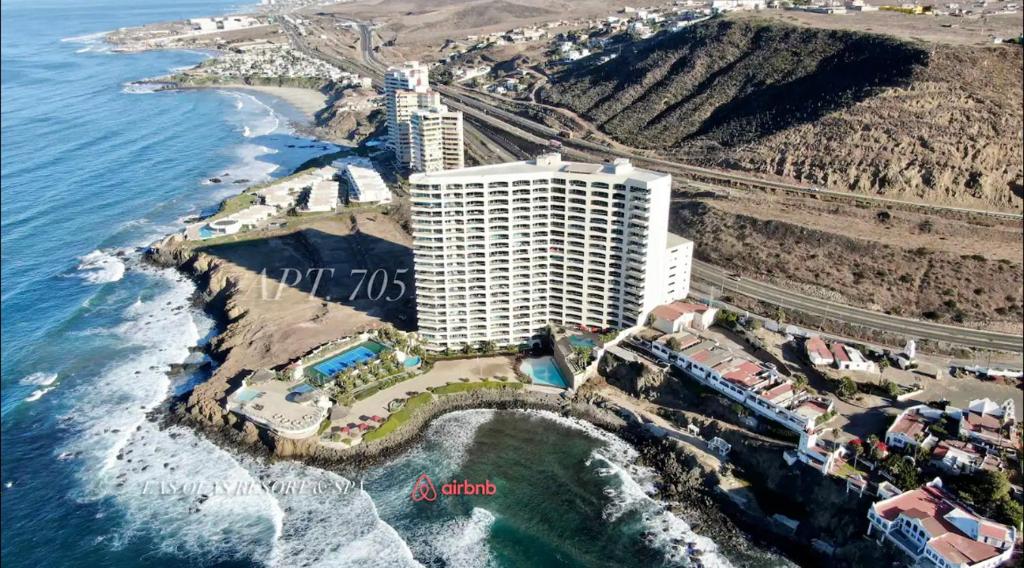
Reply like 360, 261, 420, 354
234, 388, 260, 402
568, 335, 597, 349
519, 356, 569, 389
311, 341, 387, 378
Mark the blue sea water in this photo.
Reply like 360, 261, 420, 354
1, 2, 786, 567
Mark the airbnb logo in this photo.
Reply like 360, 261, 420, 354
410, 473, 497, 502
410, 473, 438, 502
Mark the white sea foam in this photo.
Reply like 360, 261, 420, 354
59, 261, 417, 565
63, 30, 115, 54
58, 265, 280, 561
121, 82, 163, 94
590, 450, 658, 522
220, 90, 281, 138
25, 387, 56, 402
75, 249, 127, 284
523, 410, 733, 568
401, 507, 496, 568
520, 409, 639, 460
20, 371, 58, 386
219, 143, 280, 188
61, 31, 111, 43
259, 461, 421, 568
424, 409, 496, 472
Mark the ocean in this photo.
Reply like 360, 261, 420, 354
0, 1, 783, 566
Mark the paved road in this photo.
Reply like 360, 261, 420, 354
691, 260, 1023, 354
438, 84, 1023, 221
336, 20, 1022, 221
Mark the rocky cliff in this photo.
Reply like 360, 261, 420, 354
540, 17, 1023, 210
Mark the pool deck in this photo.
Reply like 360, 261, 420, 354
227, 379, 326, 438
330, 356, 517, 439
311, 341, 384, 378
520, 355, 571, 389
301, 336, 382, 379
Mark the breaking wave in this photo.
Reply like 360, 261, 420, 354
20, 371, 58, 386
75, 249, 127, 284
25, 387, 56, 402
524, 410, 733, 567
56, 262, 417, 566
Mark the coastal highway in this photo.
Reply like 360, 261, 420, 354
298, 16, 1022, 221
691, 260, 1024, 354
438, 86, 1024, 221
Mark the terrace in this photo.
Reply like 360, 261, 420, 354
226, 378, 328, 439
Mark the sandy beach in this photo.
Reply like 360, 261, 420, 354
216, 83, 327, 119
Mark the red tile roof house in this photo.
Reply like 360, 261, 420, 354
958, 399, 1019, 452
885, 405, 943, 451
804, 336, 834, 366
867, 478, 1016, 568
931, 440, 1003, 476
650, 301, 718, 334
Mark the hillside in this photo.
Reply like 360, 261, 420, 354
671, 197, 1023, 334
539, 17, 1024, 210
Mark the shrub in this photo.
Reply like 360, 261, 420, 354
837, 376, 857, 398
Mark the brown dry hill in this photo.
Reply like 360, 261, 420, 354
540, 16, 1024, 211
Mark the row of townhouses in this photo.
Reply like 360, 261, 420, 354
635, 312, 835, 434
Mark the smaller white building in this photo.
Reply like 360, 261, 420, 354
665, 233, 693, 302
207, 218, 242, 235
650, 301, 716, 333
232, 204, 277, 228
303, 180, 338, 212
885, 405, 941, 450
711, 0, 764, 11
262, 186, 298, 209
804, 336, 834, 366
189, 16, 262, 33
831, 343, 877, 373
343, 165, 392, 204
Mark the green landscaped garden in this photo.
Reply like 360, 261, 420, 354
428, 380, 523, 395
831, 460, 867, 480
361, 392, 434, 443
360, 380, 524, 443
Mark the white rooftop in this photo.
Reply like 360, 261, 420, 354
409, 153, 668, 185
344, 164, 391, 203
666, 232, 692, 249
231, 204, 277, 225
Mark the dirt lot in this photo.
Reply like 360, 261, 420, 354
753, 9, 1023, 47
309, 0, 640, 60
193, 212, 415, 379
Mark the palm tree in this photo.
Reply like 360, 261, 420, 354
850, 438, 864, 468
